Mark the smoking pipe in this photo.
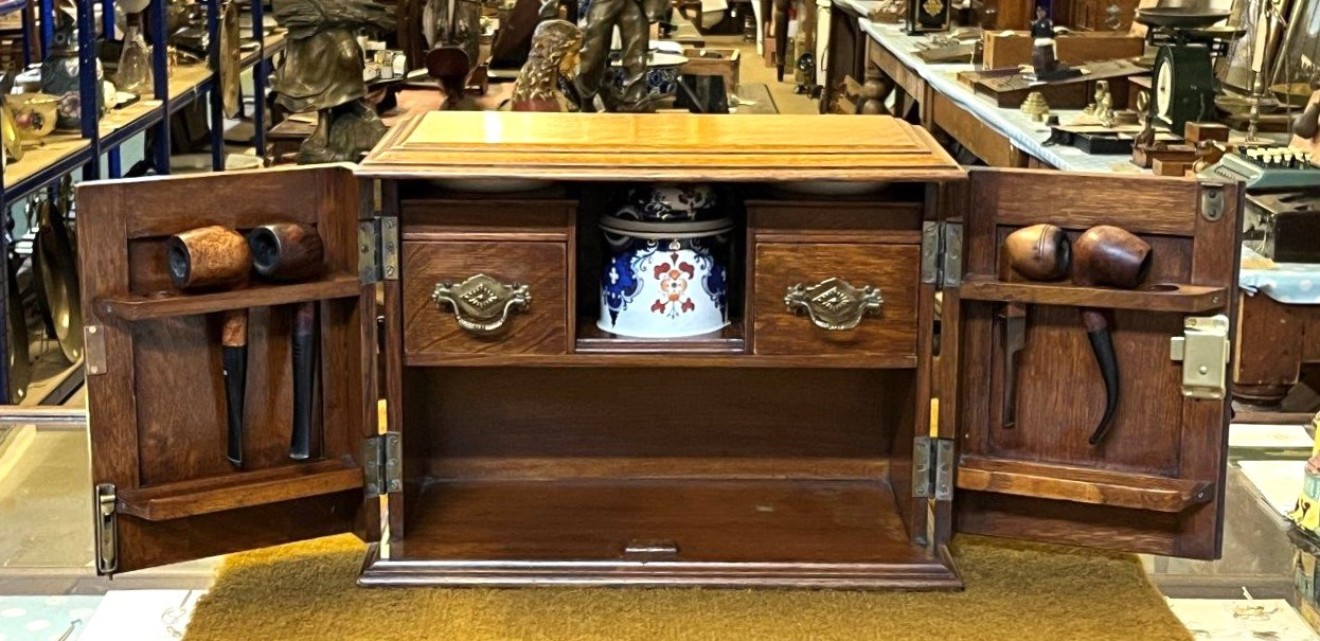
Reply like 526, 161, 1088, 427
168, 225, 251, 467
248, 223, 325, 461
1072, 225, 1151, 447
1004, 223, 1071, 281
999, 224, 1073, 428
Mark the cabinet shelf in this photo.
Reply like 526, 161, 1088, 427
956, 456, 1214, 513
575, 321, 746, 355
362, 478, 961, 588
97, 273, 362, 321
958, 275, 1227, 312
117, 459, 363, 521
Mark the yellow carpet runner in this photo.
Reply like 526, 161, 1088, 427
183, 534, 1189, 641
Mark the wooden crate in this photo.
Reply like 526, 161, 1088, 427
982, 31, 1145, 69
681, 48, 742, 92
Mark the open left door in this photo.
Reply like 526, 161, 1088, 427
946, 168, 1240, 559
77, 165, 379, 573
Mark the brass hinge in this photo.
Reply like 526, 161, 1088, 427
912, 436, 954, 501
920, 221, 941, 285
1198, 180, 1226, 222
94, 483, 118, 574
1170, 314, 1231, 399
84, 325, 107, 376
941, 222, 963, 288
363, 432, 402, 498
358, 216, 399, 284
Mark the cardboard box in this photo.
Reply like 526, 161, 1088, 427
681, 48, 741, 92
982, 31, 1146, 69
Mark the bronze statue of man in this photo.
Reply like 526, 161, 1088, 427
553, 0, 665, 111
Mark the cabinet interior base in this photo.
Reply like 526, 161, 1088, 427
361, 478, 961, 589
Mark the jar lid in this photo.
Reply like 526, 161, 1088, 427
600, 216, 733, 239
608, 184, 720, 223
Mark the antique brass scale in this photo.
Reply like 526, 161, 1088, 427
1136, 7, 1238, 134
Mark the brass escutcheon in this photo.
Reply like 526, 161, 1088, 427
432, 274, 531, 336
784, 278, 883, 331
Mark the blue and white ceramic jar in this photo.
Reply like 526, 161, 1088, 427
599, 184, 731, 339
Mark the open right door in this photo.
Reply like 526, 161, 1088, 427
948, 168, 1241, 559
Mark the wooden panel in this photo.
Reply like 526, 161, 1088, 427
957, 456, 1212, 513
962, 168, 1200, 234
361, 113, 965, 182
76, 166, 369, 574
1233, 293, 1303, 404
953, 170, 1238, 560
747, 201, 924, 234
868, 39, 924, 102
406, 367, 903, 470
397, 479, 916, 562
402, 241, 569, 358
959, 277, 1226, 313
400, 198, 574, 241
930, 92, 1025, 168
752, 243, 920, 358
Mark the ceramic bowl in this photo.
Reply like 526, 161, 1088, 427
7, 93, 60, 140
599, 216, 732, 339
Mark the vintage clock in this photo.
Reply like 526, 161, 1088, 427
77, 112, 1242, 590
1152, 45, 1216, 133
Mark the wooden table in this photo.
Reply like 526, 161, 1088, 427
826, 5, 1320, 411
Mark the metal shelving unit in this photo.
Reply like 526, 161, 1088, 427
0, 0, 285, 404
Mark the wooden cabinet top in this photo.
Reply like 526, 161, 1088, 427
360, 112, 965, 182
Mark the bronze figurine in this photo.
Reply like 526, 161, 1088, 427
272, 0, 395, 164
573, 0, 667, 111
511, 19, 584, 111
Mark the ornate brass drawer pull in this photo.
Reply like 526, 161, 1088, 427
432, 274, 532, 336
784, 278, 883, 331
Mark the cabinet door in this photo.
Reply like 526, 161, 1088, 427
78, 165, 379, 574
947, 168, 1240, 559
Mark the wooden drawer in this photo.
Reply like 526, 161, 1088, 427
752, 243, 920, 358
403, 241, 569, 359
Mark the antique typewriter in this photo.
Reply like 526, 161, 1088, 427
1200, 146, 1320, 192
1202, 147, 1320, 262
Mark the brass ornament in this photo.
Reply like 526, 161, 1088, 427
921, 0, 943, 16
432, 274, 532, 336
784, 278, 883, 331
1021, 91, 1050, 122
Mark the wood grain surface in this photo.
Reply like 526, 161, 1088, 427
752, 243, 920, 358
76, 165, 369, 573
402, 241, 569, 358
362, 113, 965, 182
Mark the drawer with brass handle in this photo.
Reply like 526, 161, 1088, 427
403, 241, 569, 361
752, 243, 919, 359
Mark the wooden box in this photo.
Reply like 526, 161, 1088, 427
958, 60, 1142, 108
982, 31, 1146, 69
77, 112, 1242, 588
680, 48, 741, 92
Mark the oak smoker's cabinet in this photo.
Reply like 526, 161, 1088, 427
79, 113, 1241, 588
